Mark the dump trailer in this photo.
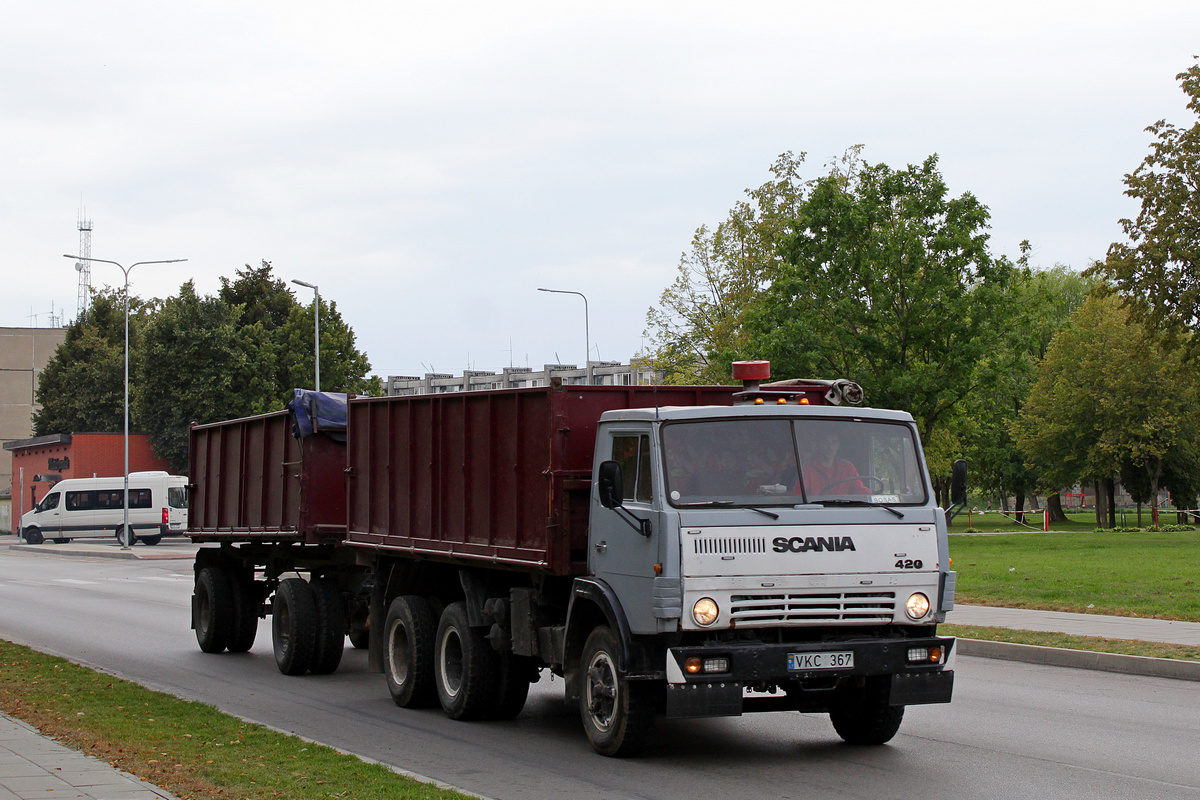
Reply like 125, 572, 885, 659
189, 367, 958, 756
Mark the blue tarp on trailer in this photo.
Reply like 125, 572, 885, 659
288, 389, 348, 441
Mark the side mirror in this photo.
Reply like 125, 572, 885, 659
597, 460, 624, 509
951, 459, 968, 506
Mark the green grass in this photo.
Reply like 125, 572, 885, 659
943, 624, 1200, 661
949, 529, 1200, 621
0, 639, 467, 800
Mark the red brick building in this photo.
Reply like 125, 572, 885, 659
3, 433, 171, 533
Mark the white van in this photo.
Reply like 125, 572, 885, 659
19, 471, 188, 546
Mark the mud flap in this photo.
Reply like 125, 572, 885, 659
889, 670, 954, 705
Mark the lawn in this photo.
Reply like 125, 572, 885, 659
0, 639, 467, 800
949, 529, 1200, 621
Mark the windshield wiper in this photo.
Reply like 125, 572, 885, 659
674, 500, 779, 519
813, 499, 905, 519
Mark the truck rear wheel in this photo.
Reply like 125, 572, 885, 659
434, 601, 497, 720
829, 676, 905, 745
309, 579, 345, 675
488, 652, 536, 720
195, 567, 235, 654
227, 574, 260, 653
579, 626, 655, 757
384, 596, 438, 708
272, 578, 317, 675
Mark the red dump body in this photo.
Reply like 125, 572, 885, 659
344, 383, 736, 576
188, 410, 347, 543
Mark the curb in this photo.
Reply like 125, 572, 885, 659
957, 638, 1200, 682
3, 543, 195, 560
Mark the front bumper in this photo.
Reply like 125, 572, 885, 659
664, 635, 955, 718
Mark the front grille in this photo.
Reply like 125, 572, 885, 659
692, 537, 767, 555
729, 590, 896, 623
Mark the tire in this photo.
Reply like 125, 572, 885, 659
829, 676, 905, 745
348, 603, 370, 649
53, 538, 69, 545
309, 579, 346, 675
579, 626, 655, 757
488, 652, 536, 720
24, 528, 43, 545
115, 526, 137, 547
140, 534, 162, 546
227, 575, 260, 654
434, 601, 497, 720
272, 578, 318, 676
195, 567, 235, 654
383, 596, 439, 708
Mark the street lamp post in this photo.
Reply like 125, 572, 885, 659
63, 254, 186, 549
537, 288, 589, 370
291, 279, 320, 392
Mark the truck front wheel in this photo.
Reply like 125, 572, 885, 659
829, 676, 904, 745
384, 596, 438, 708
272, 578, 317, 676
434, 601, 496, 720
579, 626, 655, 757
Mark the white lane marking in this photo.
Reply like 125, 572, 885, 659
54, 578, 99, 585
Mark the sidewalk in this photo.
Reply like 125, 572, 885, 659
1, 537, 198, 561
0, 714, 177, 800
949, 604, 1200, 646
949, 604, 1200, 682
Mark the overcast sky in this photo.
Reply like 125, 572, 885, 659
4, 2, 1198, 380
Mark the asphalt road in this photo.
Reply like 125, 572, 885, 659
0, 548, 1197, 800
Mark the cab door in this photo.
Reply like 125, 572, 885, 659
590, 428, 664, 635
37, 490, 64, 537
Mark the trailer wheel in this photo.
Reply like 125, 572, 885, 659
24, 527, 43, 545
195, 567, 235, 654
227, 575, 260, 653
487, 652, 537, 720
829, 676, 905, 745
309, 579, 345, 675
434, 601, 497, 720
272, 578, 317, 675
384, 596, 438, 708
580, 626, 655, 757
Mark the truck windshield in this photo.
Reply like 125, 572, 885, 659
662, 418, 927, 507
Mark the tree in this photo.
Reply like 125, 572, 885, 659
33, 290, 145, 436
133, 281, 275, 472
34, 262, 382, 473
747, 153, 1020, 491
643, 150, 816, 383
279, 298, 381, 396
1090, 60, 1200, 357
1012, 294, 1200, 528
963, 265, 1095, 521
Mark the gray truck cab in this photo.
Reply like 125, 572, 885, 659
586, 397, 956, 741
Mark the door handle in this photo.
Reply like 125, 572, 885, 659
594, 541, 607, 553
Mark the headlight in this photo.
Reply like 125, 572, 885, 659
905, 592, 930, 620
692, 597, 719, 626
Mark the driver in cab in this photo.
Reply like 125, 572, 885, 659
800, 430, 867, 495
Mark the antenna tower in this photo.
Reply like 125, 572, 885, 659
75, 209, 93, 319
